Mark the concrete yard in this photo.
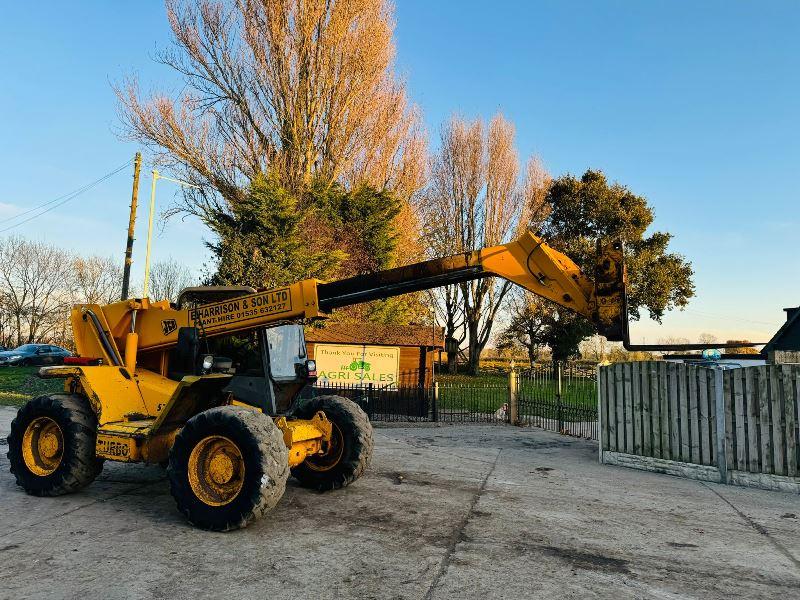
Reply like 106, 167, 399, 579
0, 406, 798, 599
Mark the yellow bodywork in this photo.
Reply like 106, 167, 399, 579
40, 365, 333, 466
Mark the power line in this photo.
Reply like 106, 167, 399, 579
0, 160, 132, 234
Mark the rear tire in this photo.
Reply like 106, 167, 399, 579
7, 394, 103, 496
167, 406, 288, 531
291, 395, 373, 492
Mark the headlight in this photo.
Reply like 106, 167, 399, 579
7, 355, 22, 361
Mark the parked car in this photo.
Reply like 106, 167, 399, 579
0, 344, 72, 367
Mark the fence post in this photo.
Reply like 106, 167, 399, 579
367, 382, 374, 421
714, 368, 728, 483
508, 367, 518, 425
432, 381, 439, 422
597, 364, 603, 463
556, 361, 564, 433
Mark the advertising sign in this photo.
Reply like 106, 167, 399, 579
314, 344, 400, 389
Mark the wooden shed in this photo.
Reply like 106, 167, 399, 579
304, 324, 444, 388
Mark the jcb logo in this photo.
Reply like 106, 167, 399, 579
161, 319, 177, 336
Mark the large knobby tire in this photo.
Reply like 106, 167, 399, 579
7, 394, 103, 496
291, 395, 373, 492
167, 406, 288, 532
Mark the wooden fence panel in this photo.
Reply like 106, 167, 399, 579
733, 369, 747, 472
770, 367, 785, 476
641, 363, 652, 457
723, 370, 735, 472
708, 368, 717, 465
781, 365, 797, 477
677, 365, 689, 462
759, 369, 773, 474
745, 368, 759, 473
699, 368, 710, 465
605, 366, 616, 451
668, 363, 679, 460
598, 362, 800, 482
632, 362, 642, 456
623, 363, 634, 454
659, 362, 670, 460
688, 365, 700, 464
649, 362, 661, 458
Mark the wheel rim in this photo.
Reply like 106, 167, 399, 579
305, 422, 345, 472
188, 435, 245, 506
22, 416, 64, 476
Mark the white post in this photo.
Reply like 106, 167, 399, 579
508, 364, 518, 425
433, 380, 439, 422
142, 169, 159, 297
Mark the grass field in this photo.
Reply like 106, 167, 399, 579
435, 372, 597, 415
0, 367, 63, 407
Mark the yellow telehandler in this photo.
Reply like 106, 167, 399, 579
7, 232, 627, 530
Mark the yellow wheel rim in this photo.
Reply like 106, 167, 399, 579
188, 435, 245, 506
22, 416, 64, 476
306, 422, 345, 472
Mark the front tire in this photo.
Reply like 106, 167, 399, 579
291, 395, 373, 491
7, 394, 103, 496
167, 406, 288, 531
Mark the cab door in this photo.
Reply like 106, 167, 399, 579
265, 324, 314, 414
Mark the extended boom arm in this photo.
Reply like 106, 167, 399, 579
317, 232, 627, 341
71, 232, 628, 366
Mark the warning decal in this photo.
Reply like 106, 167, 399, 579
188, 288, 293, 329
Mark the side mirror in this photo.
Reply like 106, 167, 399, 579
302, 359, 318, 380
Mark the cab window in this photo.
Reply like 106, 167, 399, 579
266, 324, 306, 380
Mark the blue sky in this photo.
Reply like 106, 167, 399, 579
1, 1, 797, 343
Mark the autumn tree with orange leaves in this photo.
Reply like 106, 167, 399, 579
420, 114, 551, 374
118, 0, 426, 319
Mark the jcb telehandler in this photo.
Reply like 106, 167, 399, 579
7, 232, 627, 531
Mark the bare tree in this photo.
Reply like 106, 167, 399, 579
73, 256, 123, 305
0, 295, 17, 348
117, 0, 425, 213
579, 334, 609, 363
420, 114, 550, 374
148, 258, 197, 303
697, 332, 717, 345
0, 237, 75, 346
497, 292, 549, 366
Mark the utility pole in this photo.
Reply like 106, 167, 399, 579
141, 170, 199, 297
121, 152, 142, 300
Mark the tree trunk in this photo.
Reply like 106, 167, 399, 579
466, 321, 481, 375
445, 336, 460, 374
527, 345, 537, 367
447, 352, 458, 374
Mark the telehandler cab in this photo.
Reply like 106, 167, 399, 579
7, 232, 628, 531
